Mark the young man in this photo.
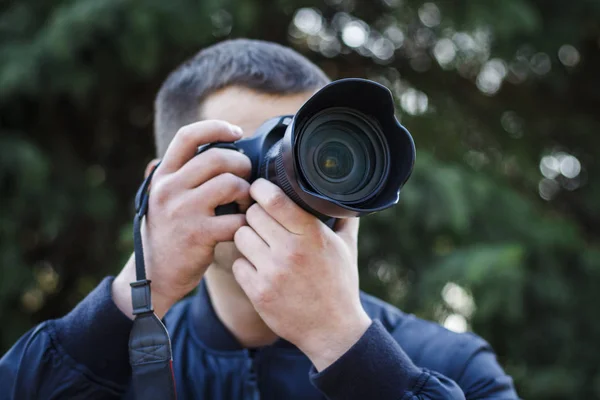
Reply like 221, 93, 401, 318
0, 39, 518, 399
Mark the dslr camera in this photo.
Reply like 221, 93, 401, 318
198, 78, 416, 223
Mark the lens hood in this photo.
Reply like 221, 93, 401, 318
277, 78, 416, 218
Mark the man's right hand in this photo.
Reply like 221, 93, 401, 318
112, 120, 251, 319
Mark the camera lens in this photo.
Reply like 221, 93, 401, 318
297, 108, 389, 204
315, 141, 354, 180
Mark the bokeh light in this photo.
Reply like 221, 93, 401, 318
530, 52, 551, 75
418, 3, 441, 28
540, 155, 561, 179
341, 20, 368, 48
369, 37, 395, 62
558, 44, 580, 67
443, 314, 468, 333
442, 282, 476, 318
560, 155, 581, 179
384, 25, 405, 48
538, 151, 582, 199
476, 58, 507, 95
293, 8, 323, 36
433, 38, 457, 67
400, 88, 428, 115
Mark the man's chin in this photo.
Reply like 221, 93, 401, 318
212, 241, 242, 272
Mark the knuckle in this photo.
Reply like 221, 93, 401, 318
236, 177, 251, 194
288, 251, 307, 265
184, 225, 207, 248
255, 286, 276, 306
225, 173, 249, 193
270, 269, 288, 286
284, 244, 307, 265
151, 179, 172, 207
265, 191, 286, 210
221, 171, 238, 184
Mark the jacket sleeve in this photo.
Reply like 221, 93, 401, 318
309, 320, 518, 400
0, 277, 133, 399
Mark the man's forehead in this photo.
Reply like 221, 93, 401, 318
199, 86, 315, 138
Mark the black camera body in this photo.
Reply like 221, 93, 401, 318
198, 78, 416, 222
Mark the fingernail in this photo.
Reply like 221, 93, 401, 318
230, 124, 243, 136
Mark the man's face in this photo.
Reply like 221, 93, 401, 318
199, 86, 316, 272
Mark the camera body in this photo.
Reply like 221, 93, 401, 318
198, 78, 416, 222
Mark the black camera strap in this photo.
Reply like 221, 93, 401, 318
126, 144, 237, 399
129, 162, 177, 400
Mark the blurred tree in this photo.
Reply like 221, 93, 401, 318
1, 0, 599, 398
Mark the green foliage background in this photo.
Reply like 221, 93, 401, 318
1, 0, 599, 398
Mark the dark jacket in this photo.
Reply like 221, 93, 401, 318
0, 277, 518, 399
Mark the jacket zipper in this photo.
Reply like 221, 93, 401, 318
247, 348, 261, 400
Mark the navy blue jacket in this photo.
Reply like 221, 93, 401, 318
0, 277, 518, 399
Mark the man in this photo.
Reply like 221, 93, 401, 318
0, 39, 518, 399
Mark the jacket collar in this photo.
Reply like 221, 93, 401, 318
190, 279, 298, 352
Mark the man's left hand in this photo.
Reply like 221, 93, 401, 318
232, 178, 372, 371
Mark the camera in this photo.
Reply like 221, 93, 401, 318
198, 78, 416, 223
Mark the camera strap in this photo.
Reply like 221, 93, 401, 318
129, 162, 177, 400
125, 144, 237, 399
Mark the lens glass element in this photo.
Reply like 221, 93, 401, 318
297, 108, 389, 204
315, 141, 354, 180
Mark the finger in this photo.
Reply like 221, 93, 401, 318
250, 178, 316, 235
206, 214, 247, 243
173, 148, 251, 189
158, 120, 243, 174
189, 173, 252, 213
245, 203, 289, 246
234, 226, 271, 270
232, 258, 259, 299
334, 217, 360, 247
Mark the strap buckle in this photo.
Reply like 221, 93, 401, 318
130, 279, 154, 315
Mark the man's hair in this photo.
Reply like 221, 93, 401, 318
154, 39, 331, 156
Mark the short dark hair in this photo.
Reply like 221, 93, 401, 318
154, 39, 331, 156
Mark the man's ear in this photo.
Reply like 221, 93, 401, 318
144, 158, 160, 178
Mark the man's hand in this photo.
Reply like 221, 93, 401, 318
113, 120, 252, 319
232, 178, 372, 371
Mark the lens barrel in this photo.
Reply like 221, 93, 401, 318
266, 78, 415, 219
